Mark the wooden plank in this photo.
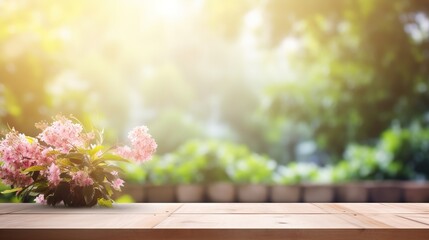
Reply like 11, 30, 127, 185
338, 213, 429, 228
2, 229, 429, 240
366, 214, 429, 228
331, 213, 393, 228
394, 214, 429, 226
0, 203, 34, 214
381, 203, 429, 213
0, 213, 169, 228
155, 213, 363, 229
1, 203, 429, 240
176, 203, 325, 214
314, 203, 429, 214
12, 203, 182, 214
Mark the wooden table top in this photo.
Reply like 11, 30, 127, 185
1, 203, 429, 240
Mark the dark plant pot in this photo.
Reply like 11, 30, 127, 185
402, 181, 429, 202
176, 184, 205, 202
336, 182, 369, 202
120, 183, 145, 202
207, 182, 236, 202
146, 185, 176, 202
270, 185, 301, 202
368, 181, 402, 202
303, 184, 335, 202
237, 184, 269, 202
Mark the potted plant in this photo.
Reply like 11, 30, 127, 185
332, 161, 369, 202
114, 162, 147, 202
228, 154, 276, 202
172, 143, 207, 202
367, 180, 403, 202
301, 164, 335, 202
336, 181, 369, 202
402, 181, 429, 202
0, 115, 157, 207
145, 155, 176, 202
271, 164, 301, 202
203, 141, 242, 202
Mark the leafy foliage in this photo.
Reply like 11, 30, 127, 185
146, 155, 176, 185
11, 147, 129, 207
227, 153, 276, 184
337, 124, 429, 181
1, 0, 429, 189
263, 0, 429, 157
273, 163, 319, 184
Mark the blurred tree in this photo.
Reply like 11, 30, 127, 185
261, 0, 429, 157
2, 0, 429, 166
0, 1, 87, 135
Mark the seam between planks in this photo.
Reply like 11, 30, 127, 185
396, 215, 429, 227
151, 203, 184, 229
311, 203, 354, 214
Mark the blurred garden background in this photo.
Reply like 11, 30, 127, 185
2, 0, 429, 203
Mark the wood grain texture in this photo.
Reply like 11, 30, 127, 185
0, 203, 34, 214
0, 213, 169, 228
175, 203, 325, 214
0, 203, 428, 240
314, 203, 429, 214
155, 213, 359, 229
13, 203, 182, 214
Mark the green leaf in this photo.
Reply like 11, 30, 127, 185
103, 183, 114, 196
43, 149, 62, 156
22, 165, 45, 173
93, 153, 130, 165
32, 184, 49, 193
59, 152, 85, 159
102, 153, 127, 161
97, 198, 113, 208
103, 165, 124, 174
1, 187, 22, 194
56, 158, 72, 168
89, 145, 106, 157
89, 168, 105, 183
83, 185, 95, 205
88, 189, 102, 207
104, 172, 116, 182
70, 158, 83, 165
59, 153, 86, 165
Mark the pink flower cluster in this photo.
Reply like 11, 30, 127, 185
111, 178, 124, 191
47, 163, 61, 186
37, 116, 90, 153
115, 126, 157, 162
72, 171, 94, 187
0, 131, 44, 187
34, 194, 47, 204
1, 116, 157, 206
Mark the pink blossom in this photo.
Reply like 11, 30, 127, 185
115, 145, 132, 159
37, 116, 85, 153
35, 194, 47, 204
47, 163, 61, 186
0, 130, 44, 187
115, 126, 157, 163
72, 171, 94, 187
111, 178, 124, 191
39, 147, 56, 165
